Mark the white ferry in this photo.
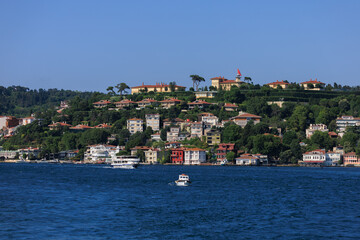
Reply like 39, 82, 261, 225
175, 174, 191, 186
111, 155, 140, 169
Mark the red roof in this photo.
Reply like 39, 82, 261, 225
132, 83, 185, 89
328, 132, 338, 136
93, 100, 111, 105
160, 98, 182, 103
114, 99, 136, 104
70, 124, 93, 130
94, 123, 112, 129
304, 149, 326, 155
232, 112, 262, 119
127, 118, 143, 121
184, 148, 206, 151
188, 100, 212, 105
211, 76, 227, 80
137, 98, 158, 103
48, 122, 72, 127
300, 78, 324, 85
224, 103, 238, 108
267, 80, 289, 85
221, 80, 237, 84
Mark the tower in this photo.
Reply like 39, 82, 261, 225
235, 69, 242, 82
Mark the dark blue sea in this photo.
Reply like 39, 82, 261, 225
1, 164, 360, 239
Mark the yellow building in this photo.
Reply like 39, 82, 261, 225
266, 80, 289, 89
211, 69, 245, 91
300, 79, 325, 91
131, 83, 186, 94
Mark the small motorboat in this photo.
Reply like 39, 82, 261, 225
175, 174, 191, 186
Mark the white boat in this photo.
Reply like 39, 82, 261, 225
175, 174, 191, 186
111, 155, 140, 169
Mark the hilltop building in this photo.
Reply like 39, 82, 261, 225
306, 124, 328, 139
131, 83, 186, 94
211, 69, 245, 90
300, 79, 325, 90
266, 80, 289, 89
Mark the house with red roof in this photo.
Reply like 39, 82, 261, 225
230, 111, 262, 127
48, 122, 72, 130
131, 82, 186, 94
159, 98, 182, 109
127, 118, 143, 134
266, 80, 289, 89
211, 69, 245, 91
188, 100, 212, 109
69, 124, 93, 132
137, 98, 158, 108
94, 123, 112, 129
216, 143, 235, 162
343, 152, 360, 166
223, 103, 238, 112
300, 78, 325, 90
114, 99, 137, 109
93, 100, 112, 108
301, 149, 326, 165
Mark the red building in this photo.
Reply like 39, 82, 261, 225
216, 143, 235, 161
171, 148, 185, 164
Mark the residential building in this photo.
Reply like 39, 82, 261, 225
216, 143, 235, 162
184, 148, 206, 165
343, 152, 360, 166
0, 149, 19, 159
230, 112, 262, 127
171, 148, 185, 164
325, 151, 341, 166
223, 103, 238, 112
200, 114, 218, 127
130, 146, 152, 156
163, 118, 185, 128
145, 114, 160, 131
127, 118, 143, 134
236, 154, 260, 165
114, 99, 137, 109
48, 122, 72, 130
206, 129, 221, 146
69, 124, 93, 132
131, 83, 186, 94
18, 147, 41, 159
190, 122, 203, 138
0, 116, 19, 129
266, 80, 289, 89
159, 98, 182, 109
301, 149, 326, 165
300, 79, 325, 90
94, 123, 112, 129
167, 127, 180, 142
93, 100, 111, 108
165, 141, 181, 149
151, 132, 161, 141
195, 91, 217, 99
211, 69, 245, 91
84, 144, 119, 162
137, 98, 158, 108
144, 148, 159, 164
188, 100, 212, 110
336, 116, 360, 133
306, 124, 328, 139
20, 117, 36, 126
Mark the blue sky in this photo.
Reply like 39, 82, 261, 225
0, 0, 359, 91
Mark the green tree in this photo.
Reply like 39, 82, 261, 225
190, 75, 205, 91
115, 83, 130, 96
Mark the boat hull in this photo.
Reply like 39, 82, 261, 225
175, 180, 190, 186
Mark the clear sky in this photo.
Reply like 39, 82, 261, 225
1, 0, 359, 92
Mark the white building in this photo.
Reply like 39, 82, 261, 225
167, 127, 180, 142
145, 114, 160, 131
325, 151, 341, 166
336, 116, 360, 133
302, 149, 326, 165
184, 148, 206, 165
144, 148, 159, 164
190, 122, 203, 138
127, 118, 143, 135
84, 144, 119, 162
201, 115, 219, 127
306, 124, 328, 139
151, 132, 161, 141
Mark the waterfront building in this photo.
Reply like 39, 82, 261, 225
343, 152, 360, 166
236, 154, 260, 165
230, 112, 262, 127
93, 100, 111, 108
325, 151, 341, 166
184, 148, 206, 165
266, 80, 289, 89
216, 143, 235, 162
211, 69, 245, 91
144, 148, 159, 164
0, 149, 19, 159
114, 99, 137, 109
130, 146, 152, 156
194, 91, 217, 99
171, 148, 185, 164
301, 149, 326, 165
306, 124, 328, 139
84, 144, 119, 162
159, 98, 182, 109
300, 79, 325, 90
18, 147, 41, 159
131, 83, 186, 94
188, 100, 212, 110
336, 116, 360, 133
127, 118, 143, 134
137, 98, 158, 108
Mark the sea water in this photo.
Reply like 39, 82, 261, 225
1, 163, 360, 239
